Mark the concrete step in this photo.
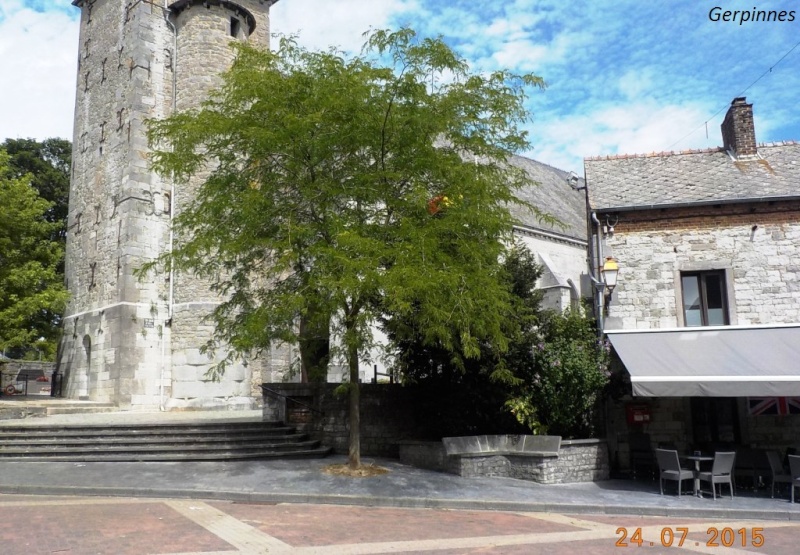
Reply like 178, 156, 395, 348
0, 422, 293, 437
0, 446, 333, 462
45, 404, 120, 415
0, 433, 311, 447
0, 420, 331, 462
0, 439, 324, 456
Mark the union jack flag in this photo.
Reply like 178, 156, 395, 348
748, 397, 800, 416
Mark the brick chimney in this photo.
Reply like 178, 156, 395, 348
721, 97, 757, 157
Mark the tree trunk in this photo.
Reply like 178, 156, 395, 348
347, 330, 361, 469
299, 308, 330, 383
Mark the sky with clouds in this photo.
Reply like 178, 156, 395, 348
1, 0, 799, 173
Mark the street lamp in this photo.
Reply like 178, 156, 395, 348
600, 256, 619, 313
601, 256, 618, 292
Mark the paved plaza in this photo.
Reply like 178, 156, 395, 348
1, 407, 799, 553
2, 494, 799, 554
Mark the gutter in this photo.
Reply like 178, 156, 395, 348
594, 194, 800, 214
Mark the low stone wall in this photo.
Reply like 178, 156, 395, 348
263, 383, 610, 483
399, 436, 610, 484
262, 383, 420, 457
0, 361, 56, 383
531, 439, 610, 484
0, 361, 57, 398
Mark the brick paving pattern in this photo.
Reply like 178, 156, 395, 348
209, 502, 582, 546
1, 494, 798, 554
0, 498, 233, 555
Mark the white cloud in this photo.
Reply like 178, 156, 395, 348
484, 30, 578, 72
484, 12, 544, 40
528, 101, 718, 173
270, 0, 419, 53
0, 2, 79, 140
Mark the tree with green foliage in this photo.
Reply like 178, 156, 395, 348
2, 138, 71, 239
505, 302, 609, 438
144, 29, 544, 468
384, 246, 544, 437
0, 149, 69, 360
391, 246, 608, 439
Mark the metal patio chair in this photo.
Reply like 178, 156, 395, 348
697, 451, 736, 500
789, 455, 800, 503
766, 450, 792, 498
655, 448, 694, 496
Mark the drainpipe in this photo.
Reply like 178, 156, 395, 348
591, 211, 605, 336
159, 2, 178, 411
581, 169, 605, 338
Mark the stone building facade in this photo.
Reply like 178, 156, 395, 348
508, 155, 588, 313
59, 0, 280, 410
584, 98, 800, 471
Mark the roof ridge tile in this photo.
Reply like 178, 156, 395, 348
584, 146, 725, 162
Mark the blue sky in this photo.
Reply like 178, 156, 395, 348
1, 0, 799, 173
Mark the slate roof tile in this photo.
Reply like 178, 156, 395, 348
584, 141, 800, 211
508, 154, 586, 241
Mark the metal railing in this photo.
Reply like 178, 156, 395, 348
1, 370, 58, 397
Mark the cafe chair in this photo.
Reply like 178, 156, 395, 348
655, 448, 694, 496
766, 450, 792, 498
697, 451, 736, 500
789, 455, 800, 503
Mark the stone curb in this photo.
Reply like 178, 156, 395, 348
1, 484, 797, 522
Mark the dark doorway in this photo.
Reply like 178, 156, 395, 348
691, 397, 740, 449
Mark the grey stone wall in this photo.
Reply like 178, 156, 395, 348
166, 0, 273, 409
447, 440, 609, 484
451, 455, 511, 478
61, 0, 174, 407
603, 203, 800, 330
401, 438, 609, 483
61, 0, 275, 410
262, 383, 426, 457
541, 439, 610, 483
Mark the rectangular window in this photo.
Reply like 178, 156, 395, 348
230, 17, 240, 38
681, 271, 729, 326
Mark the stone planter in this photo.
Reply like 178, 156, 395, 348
406, 435, 610, 484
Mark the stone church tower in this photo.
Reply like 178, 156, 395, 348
59, 0, 281, 410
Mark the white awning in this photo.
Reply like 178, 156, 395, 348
606, 324, 800, 397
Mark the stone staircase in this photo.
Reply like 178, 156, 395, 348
0, 420, 332, 462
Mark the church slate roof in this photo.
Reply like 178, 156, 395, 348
508, 155, 587, 242
585, 141, 800, 212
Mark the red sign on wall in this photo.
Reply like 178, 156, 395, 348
626, 404, 651, 425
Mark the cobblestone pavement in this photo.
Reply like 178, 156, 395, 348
2, 494, 798, 555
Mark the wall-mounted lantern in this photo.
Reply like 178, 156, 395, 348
601, 256, 619, 293
601, 256, 619, 313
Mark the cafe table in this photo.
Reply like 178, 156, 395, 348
683, 454, 715, 497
